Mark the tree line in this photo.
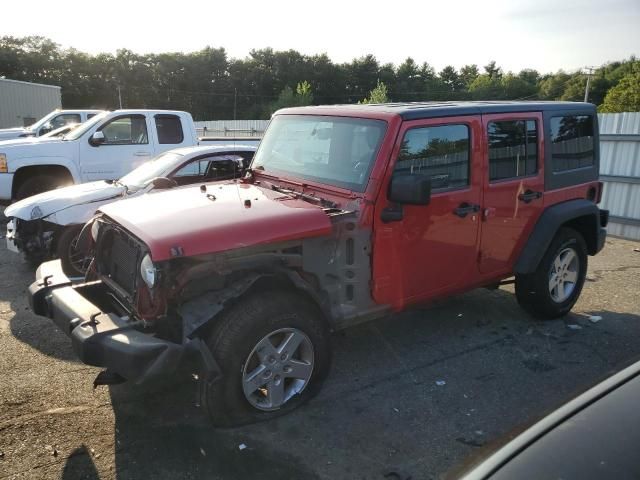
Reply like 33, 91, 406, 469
1, 36, 638, 120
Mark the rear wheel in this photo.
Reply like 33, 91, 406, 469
201, 289, 331, 427
515, 227, 587, 319
56, 225, 91, 277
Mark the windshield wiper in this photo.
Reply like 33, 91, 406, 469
271, 184, 337, 209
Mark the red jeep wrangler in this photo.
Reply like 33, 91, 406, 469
29, 101, 608, 426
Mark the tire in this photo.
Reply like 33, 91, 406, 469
55, 225, 91, 277
14, 175, 65, 201
515, 227, 588, 319
201, 289, 331, 427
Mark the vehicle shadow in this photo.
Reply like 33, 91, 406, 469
59, 293, 640, 479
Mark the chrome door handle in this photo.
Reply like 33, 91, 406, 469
134, 151, 151, 157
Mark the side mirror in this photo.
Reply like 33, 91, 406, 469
150, 176, 178, 189
39, 122, 53, 136
89, 131, 106, 146
388, 174, 431, 205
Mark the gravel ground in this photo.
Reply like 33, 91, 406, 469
1, 215, 639, 479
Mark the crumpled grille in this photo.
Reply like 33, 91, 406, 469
99, 227, 140, 297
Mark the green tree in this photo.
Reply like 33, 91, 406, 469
600, 71, 640, 112
267, 80, 314, 116
360, 80, 389, 104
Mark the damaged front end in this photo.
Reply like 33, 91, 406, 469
7, 217, 58, 262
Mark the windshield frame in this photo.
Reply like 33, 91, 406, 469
251, 114, 388, 193
26, 111, 58, 132
63, 112, 110, 141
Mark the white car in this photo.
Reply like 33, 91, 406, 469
5, 144, 256, 275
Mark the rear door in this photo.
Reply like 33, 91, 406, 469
372, 116, 483, 307
479, 112, 545, 274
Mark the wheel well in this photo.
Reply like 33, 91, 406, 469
193, 273, 330, 341
12, 165, 74, 199
562, 214, 598, 255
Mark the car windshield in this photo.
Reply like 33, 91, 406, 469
251, 115, 387, 192
63, 112, 109, 141
119, 151, 185, 187
24, 111, 58, 131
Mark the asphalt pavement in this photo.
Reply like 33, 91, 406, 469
1, 217, 639, 479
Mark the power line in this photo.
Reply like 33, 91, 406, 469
583, 66, 597, 103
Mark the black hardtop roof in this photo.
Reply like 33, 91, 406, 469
280, 101, 596, 120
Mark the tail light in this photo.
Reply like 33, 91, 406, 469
596, 181, 604, 204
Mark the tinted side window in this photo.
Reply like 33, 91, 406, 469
550, 115, 594, 172
395, 125, 470, 190
51, 114, 81, 129
488, 120, 538, 181
100, 115, 148, 145
155, 115, 184, 144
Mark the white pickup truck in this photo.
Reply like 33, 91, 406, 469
0, 109, 260, 202
0, 109, 104, 141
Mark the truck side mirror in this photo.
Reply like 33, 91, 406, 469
388, 174, 431, 205
150, 176, 178, 189
39, 122, 53, 136
89, 131, 106, 146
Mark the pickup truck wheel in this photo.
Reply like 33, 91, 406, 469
201, 290, 330, 427
515, 227, 587, 319
56, 225, 91, 277
14, 175, 62, 201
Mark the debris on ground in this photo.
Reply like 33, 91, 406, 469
435, 380, 446, 386
633, 248, 640, 253
238, 443, 247, 451
393, 407, 399, 413
589, 315, 603, 323
566, 324, 583, 330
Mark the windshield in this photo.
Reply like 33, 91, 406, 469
251, 115, 386, 192
64, 112, 109, 141
120, 151, 184, 187
41, 124, 79, 138
25, 111, 58, 131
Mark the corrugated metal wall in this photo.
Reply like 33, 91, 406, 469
598, 112, 640, 240
0, 79, 62, 128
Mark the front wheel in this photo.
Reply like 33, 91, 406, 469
201, 289, 331, 427
55, 225, 92, 277
515, 227, 588, 319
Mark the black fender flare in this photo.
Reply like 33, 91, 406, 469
514, 199, 601, 275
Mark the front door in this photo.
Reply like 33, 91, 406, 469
372, 116, 483, 308
80, 114, 155, 181
479, 112, 545, 274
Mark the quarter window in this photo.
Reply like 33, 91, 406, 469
395, 124, 470, 190
488, 120, 538, 181
155, 115, 184, 144
99, 115, 148, 145
550, 115, 594, 172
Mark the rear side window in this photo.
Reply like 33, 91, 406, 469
488, 120, 538, 181
396, 124, 470, 190
155, 115, 184, 144
550, 115, 594, 172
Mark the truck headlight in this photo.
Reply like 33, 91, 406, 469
90, 220, 100, 241
0, 153, 7, 173
140, 254, 157, 288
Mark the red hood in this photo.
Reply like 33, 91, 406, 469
99, 183, 332, 261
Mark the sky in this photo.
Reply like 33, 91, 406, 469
4, 0, 639, 74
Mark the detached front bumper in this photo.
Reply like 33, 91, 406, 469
29, 260, 187, 385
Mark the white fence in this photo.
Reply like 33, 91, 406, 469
598, 113, 640, 241
194, 120, 269, 138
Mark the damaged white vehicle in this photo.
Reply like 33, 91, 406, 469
5, 144, 256, 275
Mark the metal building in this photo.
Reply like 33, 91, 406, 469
0, 78, 62, 128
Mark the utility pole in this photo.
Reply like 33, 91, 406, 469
583, 67, 595, 103
117, 85, 123, 109
233, 88, 237, 120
